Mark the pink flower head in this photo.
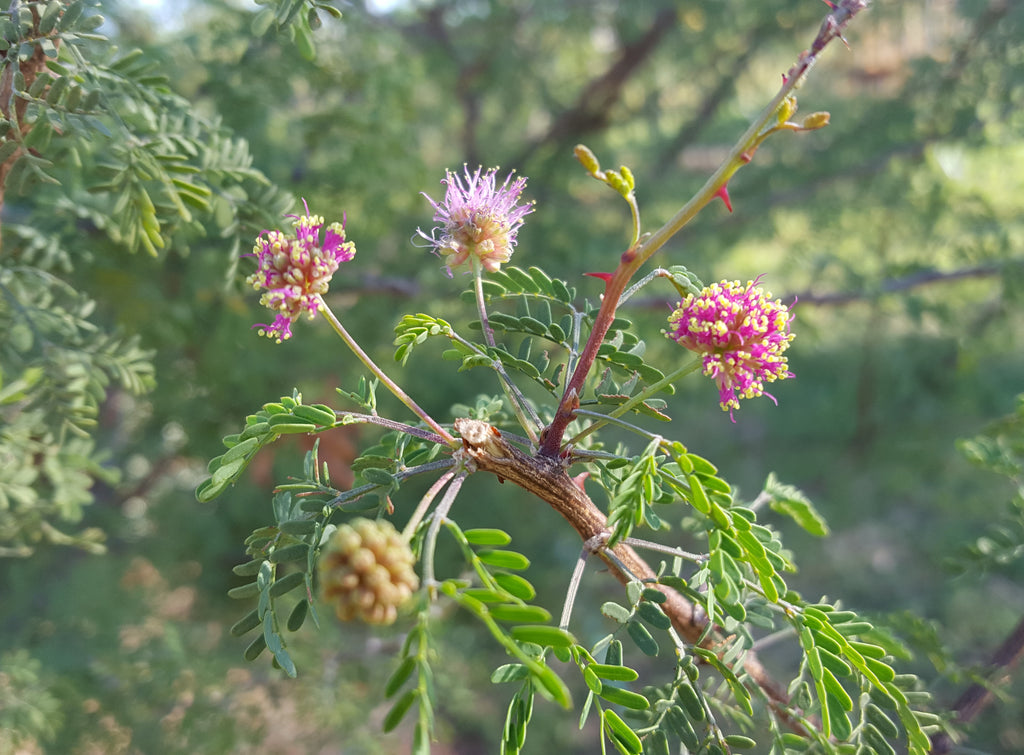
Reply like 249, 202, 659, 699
418, 165, 534, 275
667, 278, 794, 419
246, 200, 356, 342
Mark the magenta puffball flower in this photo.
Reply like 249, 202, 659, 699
418, 166, 534, 275
667, 278, 794, 419
246, 201, 356, 343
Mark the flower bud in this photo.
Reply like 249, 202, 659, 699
777, 95, 798, 125
605, 171, 629, 197
619, 165, 635, 192
801, 111, 831, 130
574, 144, 602, 176
319, 518, 419, 626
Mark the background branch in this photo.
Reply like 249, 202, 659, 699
512, 8, 676, 167
621, 262, 1014, 311
653, 23, 771, 178
930, 614, 1024, 754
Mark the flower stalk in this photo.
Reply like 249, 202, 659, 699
401, 469, 457, 542
317, 296, 457, 446
471, 257, 543, 443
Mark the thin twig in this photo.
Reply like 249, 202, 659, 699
335, 411, 450, 446
422, 470, 468, 593
401, 469, 457, 541
622, 537, 706, 565
559, 535, 606, 631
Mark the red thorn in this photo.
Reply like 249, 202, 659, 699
571, 472, 590, 492
714, 185, 733, 213
584, 272, 614, 283
820, 0, 836, 7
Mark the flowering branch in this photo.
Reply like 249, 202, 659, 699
216, 4, 917, 750
418, 166, 543, 440
539, 0, 868, 457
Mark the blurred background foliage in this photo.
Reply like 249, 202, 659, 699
1, 0, 1022, 752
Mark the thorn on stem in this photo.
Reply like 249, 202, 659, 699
715, 185, 734, 213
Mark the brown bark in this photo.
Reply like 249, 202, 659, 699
453, 418, 796, 720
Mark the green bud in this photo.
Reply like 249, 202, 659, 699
777, 95, 798, 124
573, 144, 601, 176
619, 165, 635, 191
801, 111, 831, 130
605, 171, 629, 197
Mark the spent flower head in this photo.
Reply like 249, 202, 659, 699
246, 200, 355, 342
418, 165, 534, 275
667, 277, 794, 419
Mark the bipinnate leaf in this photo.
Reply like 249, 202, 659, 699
764, 472, 830, 536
